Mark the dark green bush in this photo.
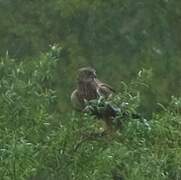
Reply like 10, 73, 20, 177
0, 49, 181, 180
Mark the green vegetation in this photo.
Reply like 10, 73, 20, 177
0, 52, 181, 180
0, 1, 181, 179
0, 0, 181, 112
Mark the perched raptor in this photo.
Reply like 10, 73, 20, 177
71, 67, 118, 131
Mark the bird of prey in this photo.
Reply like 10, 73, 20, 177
71, 67, 119, 132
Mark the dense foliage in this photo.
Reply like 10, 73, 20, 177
0, 0, 181, 112
0, 52, 181, 180
0, 1, 181, 179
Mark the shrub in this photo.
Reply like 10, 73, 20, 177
0, 50, 181, 180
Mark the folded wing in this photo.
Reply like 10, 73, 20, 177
95, 78, 115, 98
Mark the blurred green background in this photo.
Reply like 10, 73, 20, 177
0, 0, 180, 114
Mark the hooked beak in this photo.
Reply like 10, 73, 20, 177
93, 71, 97, 79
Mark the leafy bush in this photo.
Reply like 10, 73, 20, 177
0, 50, 181, 180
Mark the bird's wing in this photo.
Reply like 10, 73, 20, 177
71, 89, 84, 111
95, 79, 115, 98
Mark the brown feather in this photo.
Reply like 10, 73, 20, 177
95, 79, 115, 93
71, 68, 117, 133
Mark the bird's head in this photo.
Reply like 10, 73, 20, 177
77, 67, 96, 83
